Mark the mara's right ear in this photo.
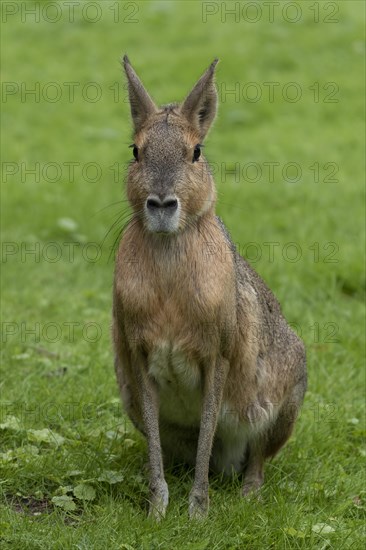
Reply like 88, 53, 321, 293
122, 55, 157, 133
180, 59, 219, 141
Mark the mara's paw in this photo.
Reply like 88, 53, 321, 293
242, 475, 264, 499
148, 480, 169, 521
188, 489, 209, 520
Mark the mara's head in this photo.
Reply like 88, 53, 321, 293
123, 56, 218, 235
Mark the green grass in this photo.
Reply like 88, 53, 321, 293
1, 1, 365, 548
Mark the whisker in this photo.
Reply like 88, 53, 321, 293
100, 211, 132, 246
93, 199, 131, 216
107, 211, 144, 264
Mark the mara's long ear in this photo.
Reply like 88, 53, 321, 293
122, 55, 157, 133
180, 59, 219, 141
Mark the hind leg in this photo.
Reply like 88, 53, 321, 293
242, 443, 264, 496
241, 407, 294, 498
264, 377, 306, 459
242, 378, 306, 497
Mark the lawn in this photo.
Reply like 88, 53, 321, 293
1, 1, 365, 548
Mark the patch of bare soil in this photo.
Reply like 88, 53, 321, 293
8, 495, 51, 516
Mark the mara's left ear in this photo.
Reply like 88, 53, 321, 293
180, 59, 219, 141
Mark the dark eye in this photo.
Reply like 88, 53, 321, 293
129, 144, 139, 161
193, 144, 201, 162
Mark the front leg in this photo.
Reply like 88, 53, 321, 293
189, 357, 229, 519
135, 352, 168, 520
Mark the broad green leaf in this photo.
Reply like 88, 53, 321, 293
66, 470, 84, 477
20, 444, 39, 455
52, 495, 76, 511
284, 527, 306, 538
109, 397, 121, 404
0, 450, 15, 463
123, 438, 136, 448
312, 523, 335, 534
0, 415, 22, 431
55, 485, 74, 496
73, 483, 96, 501
27, 428, 64, 446
105, 430, 124, 440
98, 470, 124, 484
12, 353, 30, 360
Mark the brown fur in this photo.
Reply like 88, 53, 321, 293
113, 57, 307, 519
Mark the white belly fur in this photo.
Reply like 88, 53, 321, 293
148, 342, 202, 427
148, 343, 250, 474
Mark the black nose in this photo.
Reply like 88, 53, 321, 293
146, 196, 178, 211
